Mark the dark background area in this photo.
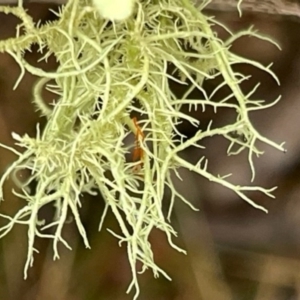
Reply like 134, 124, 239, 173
0, 3, 299, 300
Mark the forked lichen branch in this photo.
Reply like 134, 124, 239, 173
0, 0, 285, 299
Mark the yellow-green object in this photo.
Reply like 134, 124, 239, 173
0, 0, 285, 299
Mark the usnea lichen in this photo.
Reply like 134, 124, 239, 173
0, 0, 285, 299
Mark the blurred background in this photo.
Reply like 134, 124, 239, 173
0, 2, 300, 299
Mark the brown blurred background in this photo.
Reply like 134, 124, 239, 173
0, 2, 300, 300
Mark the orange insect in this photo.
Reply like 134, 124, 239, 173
132, 117, 145, 170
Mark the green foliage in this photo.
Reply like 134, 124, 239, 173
0, 0, 285, 298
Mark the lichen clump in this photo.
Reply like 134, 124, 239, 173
0, 0, 285, 299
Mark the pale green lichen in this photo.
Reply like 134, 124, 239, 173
0, 0, 285, 299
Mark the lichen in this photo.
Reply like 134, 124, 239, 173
0, 0, 285, 299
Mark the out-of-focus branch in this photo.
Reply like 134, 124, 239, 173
0, 0, 300, 19
205, 0, 300, 17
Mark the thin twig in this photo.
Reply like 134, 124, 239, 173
0, 0, 300, 20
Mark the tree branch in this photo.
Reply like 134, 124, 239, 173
0, 0, 299, 20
